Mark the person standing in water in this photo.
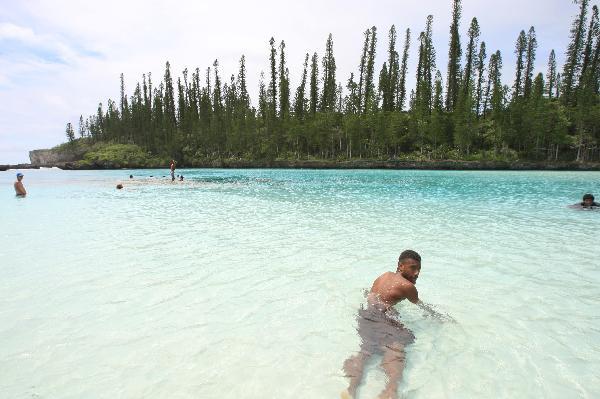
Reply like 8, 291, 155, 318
170, 160, 176, 182
14, 172, 26, 196
341, 250, 449, 399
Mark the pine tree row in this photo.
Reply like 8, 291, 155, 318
69, 0, 600, 163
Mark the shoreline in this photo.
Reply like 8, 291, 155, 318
3, 159, 600, 171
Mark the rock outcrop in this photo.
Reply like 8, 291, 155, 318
29, 148, 84, 166
0, 163, 39, 171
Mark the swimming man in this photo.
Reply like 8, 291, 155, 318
14, 172, 26, 196
342, 250, 447, 399
580, 193, 599, 208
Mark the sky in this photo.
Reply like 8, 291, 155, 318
0, 0, 582, 164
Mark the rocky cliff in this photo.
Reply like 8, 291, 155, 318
29, 148, 84, 166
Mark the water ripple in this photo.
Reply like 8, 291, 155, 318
1, 169, 599, 398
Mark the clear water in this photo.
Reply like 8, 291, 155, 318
1, 168, 599, 399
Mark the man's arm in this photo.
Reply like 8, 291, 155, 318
401, 283, 455, 322
403, 283, 419, 304
416, 301, 456, 323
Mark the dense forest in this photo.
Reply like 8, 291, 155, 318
66, 0, 600, 164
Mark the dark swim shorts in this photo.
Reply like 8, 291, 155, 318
357, 306, 415, 355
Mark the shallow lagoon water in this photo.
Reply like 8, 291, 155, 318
1, 168, 599, 398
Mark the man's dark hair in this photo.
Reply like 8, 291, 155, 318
399, 250, 421, 263
583, 193, 595, 201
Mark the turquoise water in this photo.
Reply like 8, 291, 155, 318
1, 168, 599, 399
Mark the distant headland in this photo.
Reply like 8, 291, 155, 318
36, 0, 600, 171
6, 0, 599, 171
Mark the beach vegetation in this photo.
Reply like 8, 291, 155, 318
61, 0, 600, 165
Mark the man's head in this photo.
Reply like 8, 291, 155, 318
16, 172, 23, 181
583, 193, 595, 206
397, 250, 421, 284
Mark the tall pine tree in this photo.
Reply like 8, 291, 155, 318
397, 28, 411, 111
523, 27, 537, 99
562, 0, 589, 105
513, 31, 527, 99
546, 50, 558, 99
309, 53, 319, 116
279, 41, 290, 119
446, 0, 463, 111
321, 34, 337, 112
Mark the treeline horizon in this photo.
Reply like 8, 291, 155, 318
66, 0, 600, 163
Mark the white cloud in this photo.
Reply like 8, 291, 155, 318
0, 21, 94, 67
0, 22, 36, 41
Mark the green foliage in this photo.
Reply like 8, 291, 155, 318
65, 123, 75, 143
78, 143, 165, 168
53, 137, 92, 154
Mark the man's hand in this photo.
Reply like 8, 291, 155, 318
417, 301, 456, 323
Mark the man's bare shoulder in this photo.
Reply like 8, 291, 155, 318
370, 271, 417, 304
374, 271, 412, 286
377, 271, 396, 280
395, 274, 416, 290
388, 273, 417, 299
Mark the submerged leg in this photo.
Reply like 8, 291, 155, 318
342, 351, 371, 398
377, 342, 406, 399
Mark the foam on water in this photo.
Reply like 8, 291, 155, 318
1, 168, 599, 398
